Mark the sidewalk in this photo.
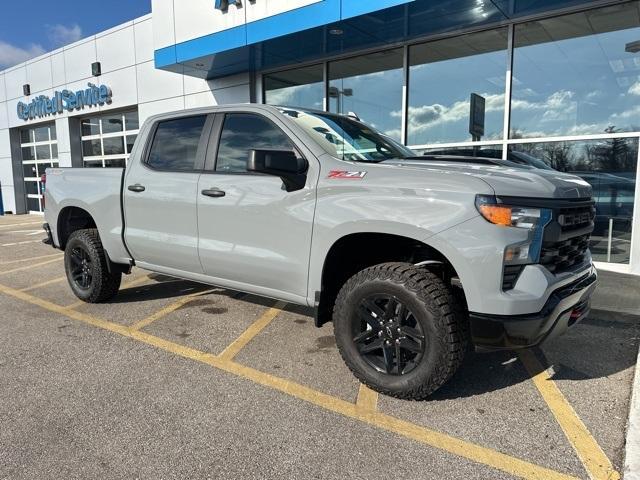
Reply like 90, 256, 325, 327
595, 271, 640, 480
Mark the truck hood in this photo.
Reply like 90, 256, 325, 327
382, 159, 592, 199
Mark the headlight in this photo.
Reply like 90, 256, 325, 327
475, 195, 545, 230
475, 195, 553, 269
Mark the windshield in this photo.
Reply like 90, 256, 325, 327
278, 108, 415, 162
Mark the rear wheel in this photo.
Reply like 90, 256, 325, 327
64, 229, 121, 303
333, 262, 467, 400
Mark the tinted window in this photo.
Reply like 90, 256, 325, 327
329, 49, 404, 141
264, 64, 324, 109
147, 116, 207, 171
216, 114, 294, 173
511, 2, 640, 138
408, 29, 508, 145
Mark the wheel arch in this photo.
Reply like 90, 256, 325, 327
57, 206, 97, 250
313, 232, 466, 327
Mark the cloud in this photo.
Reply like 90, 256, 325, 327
0, 41, 46, 69
628, 81, 640, 96
47, 24, 83, 47
395, 92, 505, 136
0, 23, 82, 69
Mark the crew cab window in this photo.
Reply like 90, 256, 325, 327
147, 115, 207, 171
216, 113, 294, 173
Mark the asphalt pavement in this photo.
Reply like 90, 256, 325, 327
0, 214, 638, 480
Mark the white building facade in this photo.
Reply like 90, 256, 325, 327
1, 0, 640, 275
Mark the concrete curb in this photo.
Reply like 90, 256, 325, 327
624, 343, 640, 479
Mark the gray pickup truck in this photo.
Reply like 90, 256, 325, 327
43, 105, 597, 399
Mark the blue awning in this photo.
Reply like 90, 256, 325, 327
155, 0, 598, 79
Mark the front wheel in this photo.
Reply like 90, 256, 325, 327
64, 229, 121, 303
333, 263, 467, 400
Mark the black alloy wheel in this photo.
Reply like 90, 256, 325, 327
68, 245, 93, 291
354, 294, 425, 375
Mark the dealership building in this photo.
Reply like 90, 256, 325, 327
0, 0, 639, 274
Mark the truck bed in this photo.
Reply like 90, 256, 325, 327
44, 167, 131, 264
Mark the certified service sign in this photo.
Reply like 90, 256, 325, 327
17, 83, 112, 121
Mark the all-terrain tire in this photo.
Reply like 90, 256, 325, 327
333, 262, 468, 400
64, 229, 121, 303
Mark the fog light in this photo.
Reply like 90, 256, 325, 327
505, 244, 530, 262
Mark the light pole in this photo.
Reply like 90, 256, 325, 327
328, 86, 353, 114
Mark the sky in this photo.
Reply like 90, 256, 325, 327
0, 0, 151, 69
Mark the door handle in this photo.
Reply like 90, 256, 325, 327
201, 188, 226, 198
128, 184, 146, 193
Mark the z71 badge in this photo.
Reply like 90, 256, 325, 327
327, 170, 367, 179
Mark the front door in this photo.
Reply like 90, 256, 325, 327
124, 114, 211, 274
197, 111, 317, 301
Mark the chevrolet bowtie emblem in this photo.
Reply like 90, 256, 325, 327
215, 0, 242, 11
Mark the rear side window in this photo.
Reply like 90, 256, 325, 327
216, 113, 295, 173
147, 115, 207, 171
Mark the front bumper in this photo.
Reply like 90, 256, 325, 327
469, 269, 597, 350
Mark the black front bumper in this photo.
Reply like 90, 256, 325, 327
469, 271, 597, 350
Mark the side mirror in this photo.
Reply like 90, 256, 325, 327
247, 149, 309, 192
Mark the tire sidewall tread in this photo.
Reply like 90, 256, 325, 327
64, 229, 121, 303
333, 262, 468, 400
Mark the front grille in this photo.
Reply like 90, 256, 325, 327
540, 233, 590, 274
557, 205, 596, 232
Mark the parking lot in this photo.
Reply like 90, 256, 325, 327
0, 214, 638, 480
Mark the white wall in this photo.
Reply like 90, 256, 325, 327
0, 13, 251, 214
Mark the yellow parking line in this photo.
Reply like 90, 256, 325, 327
129, 289, 217, 331
0, 282, 580, 480
0, 257, 62, 276
519, 350, 620, 480
0, 253, 63, 266
218, 301, 287, 361
356, 384, 379, 411
20, 276, 67, 292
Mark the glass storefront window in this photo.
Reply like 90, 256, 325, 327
408, 29, 508, 145
510, 138, 638, 264
34, 126, 50, 143
124, 111, 139, 131
264, 64, 324, 109
19, 123, 58, 213
101, 114, 124, 134
80, 110, 139, 168
81, 118, 100, 136
35, 145, 51, 160
511, 2, 640, 138
329, 49, 404, 141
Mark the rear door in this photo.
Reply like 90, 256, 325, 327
123, 114, 212, 273
196, 110, 317, 300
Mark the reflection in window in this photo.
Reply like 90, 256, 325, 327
510, 138, 638, 264
408, 29, 508, 145
329, 49, 404, 141
101, 114, 124, 134
103, 137, 125, 156
216, 114, 294, 173
511, 2, 640, 138
147, 116, 207, 171
420, 145, 503, 159
81, 118, 100, 136
264, 64, 324, 109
